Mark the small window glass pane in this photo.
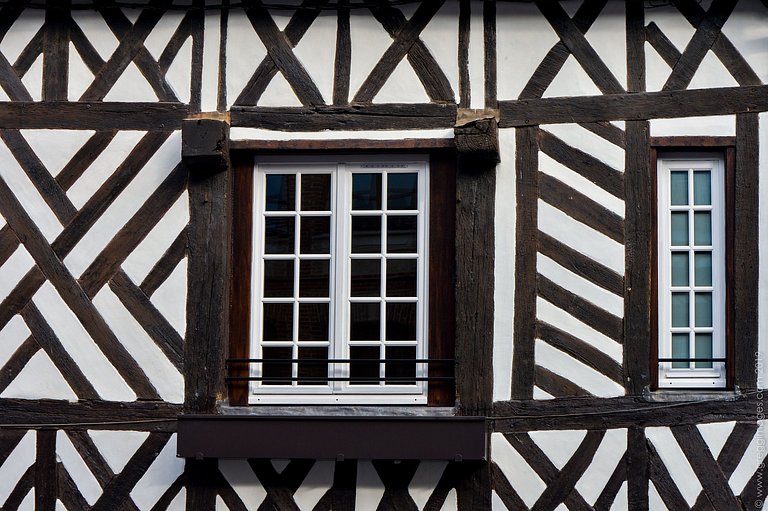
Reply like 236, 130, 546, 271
262, 347, 292, 385
298, 303, 329, 342
351, 216, 381, 253
388, 173, 418, 210
693, 171, 711, 205
299, 260, 329, 298
386, 302, 417, 341
695, 334, 713, 368
350, 302, 380, 341
694, 212, 712, 246
297, 346, 328, 385
694, 252, 712, 287
387, 216, 418, 254
670, 171, 688, 205
353, 174, 381, 210
671, 333, 689, 368
695, 292, 712, 327
671, 292, 689, 327
300, 217, 330, 254
386, 259, 417, 297
670, 212, 688, 246
670, 253, 689, 287
263, 303, 293, 341
301, 174, 331, 211
265, 175, 295, 211
265, 217, 295, 254
350, 346, 380, 385
385, 346, 416, 385
350, 259, 381, 297
264, 260, 294, 297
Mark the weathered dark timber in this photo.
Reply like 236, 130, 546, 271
511, 126, 538, 400
0, 226, 20, 268
0, 102, 187, 130
534, 365, 590, 397
626, 0, 645, 93
649, 135, 736, 147
230, 103, 458, 131
141, 228, 187, 297
35, 430, 57, 510
734, 113, 759, 389
55, 130, 118, 191
58, 464, 92, 511
739, 460, 768, 511
455, 116, 500, 168
3, 465, 34, 510
716, 422, 759, 477
538, 231, 624, 296
0, 430, 27, 469
626, 427, 649, 511
230, 137, 454, 151
593, 454, 627, 511
0, 52, 33, 101
492, 394, 760, 431
217, 4, 228, 112
457, 461, 492, 511
13, 28, 43, 76
42, 3, 70, 101
579, 121, 626, 149
187, 9, 204, 112
458, 0, 470, 108
157, 11, 194, 75
424, 462, 464, 511
313, 460, 356, 511
645, 22, 682, 69
332, 0, 350, 105
182, 118, 230, 173
500, 85, 768, 127
185, 168, 229, 412
249, 459, 315, 509
484, 0, 496, 109
624, 120, 651, 394
184, 459, 218, 511
65, 430, 117, 489
647, 439, 689, 510
0, 337, 37, 394
538, 172, 624, 243
491, 462, 528, 510
374, 460, 420, 510
69, 19, 107, 74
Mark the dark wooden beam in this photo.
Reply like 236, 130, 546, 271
42, 1, 70, 101
35, 430, 57, 510
0, 102, 188, 130
454, 115, 500, 168
182, 117, 230, 173
230, 137, 454, 151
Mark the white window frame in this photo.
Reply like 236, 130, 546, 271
249, 155, 429, 404
657, 154, 726, 388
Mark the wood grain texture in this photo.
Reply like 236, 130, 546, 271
593, 454, 627, 511
184, 459, 218, 511
58, 464, 92, 511
35, 430, 57, 510
626, 426, 649, 511
645, 22, 682, 69
579, 121, 626, 149
484, 0, 496, 109
648, 438, 689, 510
458, 0, 470, 108
0, 102, 187, 130
333, 0, 350, 105
140, 227, 187, 297
534, 365, 590, 397
42, 3, 70, 101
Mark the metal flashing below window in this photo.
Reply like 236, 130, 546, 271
642, 385, 742, 403
177, 415, 486, 461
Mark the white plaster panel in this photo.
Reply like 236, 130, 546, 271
648, 481, 670, 511
0, 246, 34, 304
537, 253, 624, 318
537, 296, 622, 363
543, 55, 603, 99
645, 41, 673, 93
21, 55, 42, 101
67, 42, 94, 101
538, 200, 625, 275
71, 12, 120, 61
292, 12, 336, 105
1, 350, 78, 401
644, 6, 695, 92
529, 429, 587, 471
610, 482, 628, 511
166, 38, 192, 105
150, 257, 187, 337
721, 1, 768, 84
583, 0, 627, 90
491, 432, 546, 508
259, 65, 304, 107
532, 385, 555, 400
94, 287, 184, 403
0, 431, 35, 504
130, 434, 185, 511
230, 128, 454, 141
104, 61, 159, 102
493, 129, 515, 402
121, 8, 141, 26
0, 138, 63, 242
688, 50, 739, 90
575, 428, 627, 506
32, 281, 136, 401
469, 7, 485, 109
167, 489, 185, 511
0, 315, 31, 369
496, 2, 560, 100
56, 432, 102, 505
535, 338, 625, 397
729, 420, 767, 495
225, 10, 268, 108
419, 2, 459, 102
201, 11, 222, 111
697, 421, 736, 460
759, 112, 768, 390
19, 490, 34, 511
292, 460, 334, 510
0, 10, 43, 63
20, 129, 95, 178
88, 430, 150, 475
541, 124, 626, 174
65, 132, 179, 279
441, 488, 457, 510
123, 190, 189, 285
218, 459, 268, 506
355, 461, 385, 510
410, 461, 448, 510
646, 426, 702, 506
491, 490, 506, 510
373, 58, 430, 104
66, 130, 146, 210
650, 115, 736, 137
143, 11, 185, 60
349, 11, 393, 100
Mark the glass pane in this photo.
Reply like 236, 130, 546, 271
350, 346, 380, 385
388, 173, 418, 210
695, 334, 713, 368
262, 347, 292, 385
265, 217, 295, 254
671, 292, 689, 327
265, 175, 295, 211
301, 174, 331, 211
387, 216, 417, 254
694, 252, 712, 287
263, 303, 293, 341
695, 292, 712, 327
299, 260, 329, 298
670, 212, 688, 246
693, 170, 711, 205
386, 259, 417, 297
670, 253, 689, 287
670, 171, 688, 205
385, 346, 416, 385
351, 216, 381, 253
671, 333, 689, 368
694, 212, 712, 246
300, 217, 330, 254
298, 346, 328, 385
264, 260, 294, 297
350, 302, 380, 341
351, 259, 381, 297
353, 173, 381, 210
386, 302, 417, 341
298, 303, 329, 342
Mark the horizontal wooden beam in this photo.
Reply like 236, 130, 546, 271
0, 102, 188, 130
492, 394, 760, 432
230, 103, 457, 131
499, 85, 768, 126
230, 138, 455, 151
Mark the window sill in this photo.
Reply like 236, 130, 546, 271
643, 385, 742, 403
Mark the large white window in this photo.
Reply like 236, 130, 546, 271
250, 156, 429, 403
657, 155, 726, 388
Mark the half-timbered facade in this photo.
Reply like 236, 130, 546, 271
0, 1, 765, 509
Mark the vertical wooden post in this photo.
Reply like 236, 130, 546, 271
42, 0, 69, 101
35, 430, 57, 511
